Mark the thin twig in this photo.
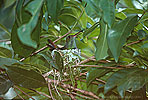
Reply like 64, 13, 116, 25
72, 65, 123, 69
96, 79, 106, 84
77, 56, 95, 65
60, 83, 102, 100
138, 10, 146, 21
71, 92, 94, 100
14, 85, 35, 100
0, 39, 10, 42
30, 89, 51, 99
66, 89, 77, 100
126, 39, 144, 46
47, 79, 55, 100
46, 78, 102, 100
14, 87, 25, 100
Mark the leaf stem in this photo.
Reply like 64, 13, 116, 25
14, 85, 35, 100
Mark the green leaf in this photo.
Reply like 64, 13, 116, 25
95, 20, 108, 60
6, 65, 46, 88
0, 75, 13, 94
4, 0, 16, 9
115, 12, 127, 20
107, 15, 138, 62
86, 68, 111, 86
17, 0, 43, 48
0, 58, 19, 69
104, 68, 148, 98
123, 8, 144, 14
99, 0, 115, 28
137, 30, 147, 39
11, 1, 41, 57
104, 68, 138, 94
86, 0, 115, 27
52, 50, 64, 72
0, 47, 12, 58
123, 0, 135, 8
46, 0, 64, 23
117, 69, 148, 98
39, 51, 59, 71
83, 22, 99, 37
85, 0, 101, 17
0, 24, 11, 36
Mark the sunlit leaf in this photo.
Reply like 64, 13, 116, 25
95, 20, 108, 60
107, 15, 138, 62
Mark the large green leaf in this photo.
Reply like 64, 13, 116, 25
86, 0, 115, 27
86, 68, 111, 86
46, 0, 64, 23
6, 65, 46, 88
107, 15, 138, 62
0, 75, 13, 95
117, 69, 148, 98
99, 0, 115, 28
59, 1, 87, 28
0, 58, 19, 69
17, 0, 43, 48
95, 20, 108, 60
11, 1, 41, 57
85, 0, 101, 17
104, 68, 148, 98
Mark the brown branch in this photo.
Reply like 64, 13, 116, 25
46, 78, 102, 100
19, 31, 72, 62
14, 87, 25, 100
14, 85, 35, 100
60, 83, 101, 100
0, 39, 10, 42
71, 92, 94, 99
96, 79, 106, 84
47, 80, 55, 100
30, 89, 51, 99
72, 65, 123, 69
77, 56, 95, 65
126, 39, 144, 46
66, 89, 77, 100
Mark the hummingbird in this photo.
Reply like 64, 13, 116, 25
47, 30, 83, 50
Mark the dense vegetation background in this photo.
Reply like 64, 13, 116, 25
0, 0, 148, 99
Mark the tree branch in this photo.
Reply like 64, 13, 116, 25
46, 78, 102, 100
30, 89, 51, 99
72, 65, 123, 69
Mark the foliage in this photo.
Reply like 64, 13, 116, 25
0, 0, 148, 99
